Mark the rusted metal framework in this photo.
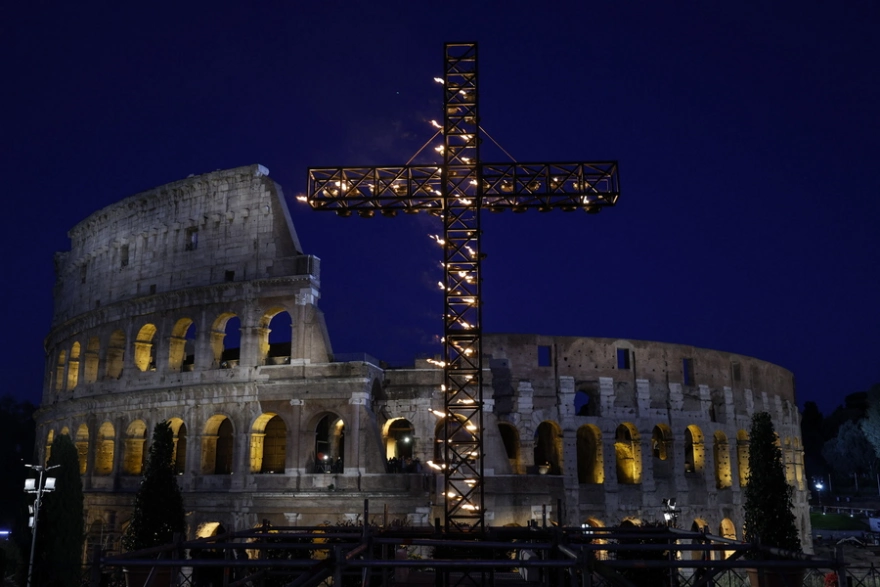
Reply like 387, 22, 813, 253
306, 42, 620, 533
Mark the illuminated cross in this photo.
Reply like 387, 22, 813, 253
305, 42, 619, 532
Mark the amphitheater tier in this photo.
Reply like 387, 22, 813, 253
36, 165, 811, 554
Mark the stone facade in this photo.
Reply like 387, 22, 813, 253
36, 165, 811, 554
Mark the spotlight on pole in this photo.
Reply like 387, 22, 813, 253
24, 464, 60, 587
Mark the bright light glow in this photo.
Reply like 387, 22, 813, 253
430, 120, 442, 128
296, 195, 308, 202
433, 77, 444, 84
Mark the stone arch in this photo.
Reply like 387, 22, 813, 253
195, 522, 227, 538
576, 424, 604, 484
714, 430, 732, 489
783, 436, 795, 484
432, 414, 476, 466
250, 413, 287, 474
54, 350, 67, 392
719, 518, 737, 559
498, 422, 522, 474
95, 421, 115, 475
45, 430, 55, 464
534, 421, 563, 475
689, 518, 710, 559
124, 420, 147, 475
259, 308, 293, 365
211, 313, 240, 367
684, 424, 705, 473
651, 424, 673, 461
133, 323, 158, 372
168, 318, 197, 372
203, 415, 234, 474
75, 423, 89, 474
67, 342, 81, 390
84, 337, 100, 383
582, 518, 607, 559
106, 329, 126, 379
614, 423, 642, 484
168, 418, 187, 475
736, 429, 749, 486
314, 413, 345, 473
383, 418, 415, 462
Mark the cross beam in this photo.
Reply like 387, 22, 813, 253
305, 42, 619, 533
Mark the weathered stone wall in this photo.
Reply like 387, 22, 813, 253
36, 166, 811, 555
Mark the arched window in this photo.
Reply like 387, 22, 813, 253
652, 424, 673, 461
719, 518, 737, 559
684, 425, 705, 473
68, 342, 81, 390
75, 423, 89, 474
212, 314, 240, 368
202, 415, 235, 474
106, 330, 126, 379
314, 414, 345, 473
45, 430, 55, 464
134, 324, 158, 372
582, 518, 607, 560
690, 519, 710, 559
54, 350, 67, 392
168, 318, 196, 372
250, 414, 287, 474
714, 430, 732, 489
215, 419, 234, 474
385, 418, 415, 462
576, 424, 603, 484
259, 309, 293, 365
575, 387, 598, 416
534, 421, 563, 475
498, 422, 522, 474
614, 423, 641, 484
783, 437, 795, 485
124, 420, 147, 475
736, 429, 749, 486
95, 422, 115, 475
84, 337, 100, 383
168, 418, 187, 475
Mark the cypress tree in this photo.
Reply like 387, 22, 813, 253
122, 422, 186, 551
42, 433, 85, 587
742, 412, 801, 556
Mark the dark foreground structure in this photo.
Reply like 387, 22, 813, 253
93, 509, 846, 587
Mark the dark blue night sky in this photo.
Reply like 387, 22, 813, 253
3, 1, 878, 415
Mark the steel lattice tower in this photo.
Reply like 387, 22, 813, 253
306, 42, 619, 533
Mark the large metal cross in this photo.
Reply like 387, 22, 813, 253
305, 42, 619, 532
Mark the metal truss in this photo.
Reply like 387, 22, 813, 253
306, 42, 620, 534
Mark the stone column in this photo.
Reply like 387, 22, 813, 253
288, 399, 304, 474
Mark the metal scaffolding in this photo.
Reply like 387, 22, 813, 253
305, 42, 620, 534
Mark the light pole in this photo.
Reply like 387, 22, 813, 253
662, 498, 678, 528
24, 464, 59, 587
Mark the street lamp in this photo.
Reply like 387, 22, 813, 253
24, 464, 59, 587
662, 498, 679, 528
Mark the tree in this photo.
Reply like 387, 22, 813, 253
122, 422, 186, 551
859, 384, 880, 458
742, 412, 801, 556
42, 433, 84, 587
823, 420, 876, 490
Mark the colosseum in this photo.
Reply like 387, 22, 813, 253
35, 164, 811, 554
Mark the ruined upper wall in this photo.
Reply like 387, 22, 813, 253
53, 165, 304, 325
484, 333, 796, 405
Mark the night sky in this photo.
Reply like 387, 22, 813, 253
3, 1, 878, 415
